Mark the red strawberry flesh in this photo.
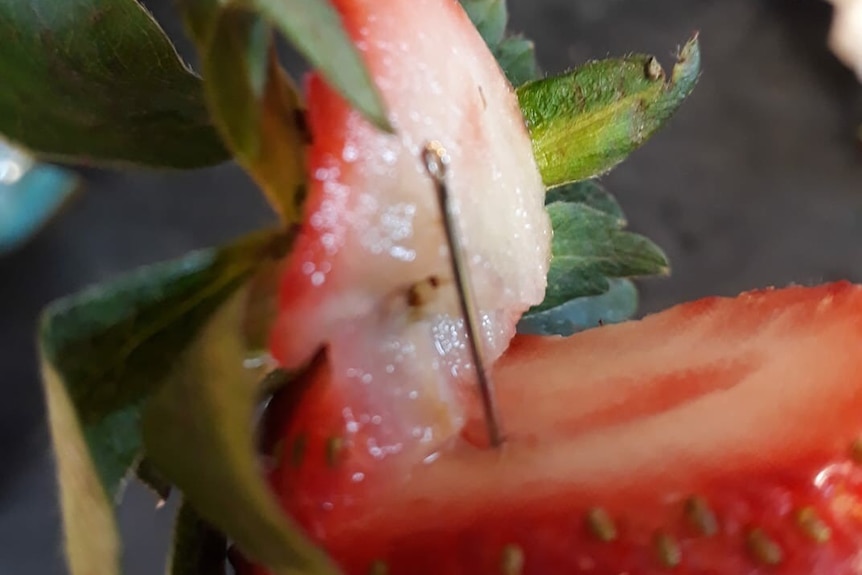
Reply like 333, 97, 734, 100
250, 283, 862, 575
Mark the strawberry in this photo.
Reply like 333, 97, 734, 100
252, 1, 862, 574
269, 0, 551, 462
247, 282, 862, 575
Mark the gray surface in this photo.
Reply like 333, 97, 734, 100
0, 0, 859, 573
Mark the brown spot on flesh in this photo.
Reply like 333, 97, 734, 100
407, 275, 442, 308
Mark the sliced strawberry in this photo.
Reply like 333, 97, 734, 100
250, 282, 862, 575
269, 0, 550, 460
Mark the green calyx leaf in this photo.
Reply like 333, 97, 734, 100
141, 292, 338, 575
518, 278, 639, 336
40, 229, 289, 575
462, 0, 672, 336
519, 180, 653, 335
168, 501, 227, 575
180, 1, 309, 222
493, 35, 539, 86
197, 6, 272, 160
545, 178, 625, 222
251, 0, 391, 132
538, 201, 668, 312
460, 0, 539, 85
525, 180, 669, 316
0, 0, 228, 169
518, 35, 701, 187
461, 0, 507, 47
178, 0, 221, 46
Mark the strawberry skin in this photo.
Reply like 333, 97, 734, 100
247, 283, 862, 575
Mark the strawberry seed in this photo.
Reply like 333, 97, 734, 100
746, 528, 783, 566
586, 507, 617, 542
291, 434, 307, 468
500, 544, 524, 575
653, 531, 682, 568
795, 506, 832, 543
326, 436, 345, 468
684, 496, 718, 536
851, 438, 862, 463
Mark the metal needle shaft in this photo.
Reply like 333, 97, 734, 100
421, 141, 505, 449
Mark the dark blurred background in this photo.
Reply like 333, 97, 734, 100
1, 0, 860, 572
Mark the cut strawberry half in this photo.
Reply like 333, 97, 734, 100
250, 282, 862, 575
269, 0, 551, 460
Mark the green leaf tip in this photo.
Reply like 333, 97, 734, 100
518, 34, 701, 188
251, 0, 393, 133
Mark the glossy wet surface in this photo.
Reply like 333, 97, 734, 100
0, 0, 859, 572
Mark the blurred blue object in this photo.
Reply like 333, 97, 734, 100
0, 140, 78, 255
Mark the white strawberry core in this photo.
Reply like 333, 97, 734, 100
274, 0, 551, 459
